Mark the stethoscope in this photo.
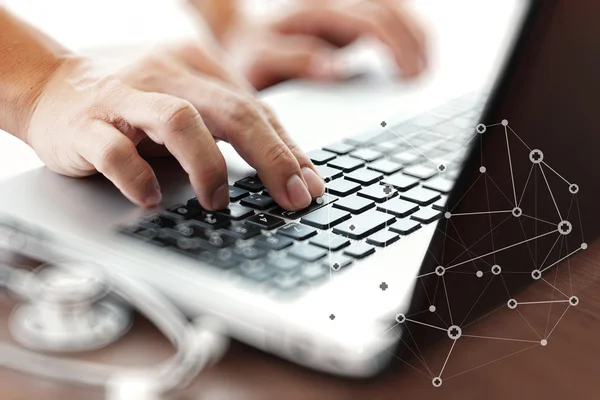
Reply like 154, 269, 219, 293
0, 261, 229, 400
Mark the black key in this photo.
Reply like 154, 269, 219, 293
321, 255, 353, 270
432, 195, 448, 211
323, 142, 355, 155
309, 233, 350, 251
343, 242, 376, 259
423, 177, 454, 194
235, 245, 269, 260
140, 213, 180, 229
332, 210, 396, 240
173, 220, 209, 239
367, 230, 400, 247
333, 196, 375, 214
301, 206, 351, 229
269, 194, 337, 219
377, 198, 419, 218
349, 148, 384, 162
200, 231, 237, 251
301, 264, 328, 281
234, 176, 264, 192
261, 190, 271, 197
229, 185, 250, 201
381, 174, 419, 192
247, 213, 286, 230
400, 187, 441, 206
216, 204, 254, 220
326, 179, 361, 197
411, 207, 443, 224
191, 211, 231, 229
367, 159, 403, 175
255, 234, 294, 250
240, 193, 275, 210
357, 185, 398, 203
167, 204, 202, 219
238, 260, 274, 282
289, 243, 328, 262
138, 215, 161, 230
344, 169, 383, 186
403, 165, 438, 180
155, 228, 185, 246
389, 219, 422, 235
315, 165, 344, 182
277, 223, 317, 241
225, 223, 262, 239
327, 156, 364, 173
267, 256, 303, 272
307, 149, 337, 165
199, 250, 239, 270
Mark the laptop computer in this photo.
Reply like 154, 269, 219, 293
0, 0, 597, 379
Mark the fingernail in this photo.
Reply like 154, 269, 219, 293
286, 174, 312, 209
211, 183, 230, 210
146, 188, 162, 207
301, 167, 325, 197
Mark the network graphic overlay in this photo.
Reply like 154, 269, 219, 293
324, 110, 585, 385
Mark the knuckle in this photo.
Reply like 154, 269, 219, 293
127, 164, 155, 190
223, 96, 259, 131
97, 136, 135, 173
262, 141, 294, 168
157, 100, 200, 134
195, 153, 227, 185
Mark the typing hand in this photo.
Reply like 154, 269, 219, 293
222, 0, 428, 90
25, 41, 325, 210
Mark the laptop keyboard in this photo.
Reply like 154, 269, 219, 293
119, 92, 486, 297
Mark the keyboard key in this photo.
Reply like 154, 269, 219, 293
403, 165, 438, 180
173, 220, 209, 239
411, 113, 448, 127
343, 242, 376, 259
432, 195, 448, 211
377, 198, 420, 218
323, 142, 355, 155
238, 260, 274, 282
225, 223, 262, 239
167, 204, 202, 219
267, 256, 303, 272
255, 234, 294, 250
228, 185, 250, 201
390, 151, 422, 165
344, 169, 383, 186
216, 204, 254, 220
301, 206, 351, 229
302, 264, 328, 281
199, 250, 240, 270
309, 233, 350, 251
240, 193, 275, 210
236, 245, 269, 260
315, 165, 344, 182
367, 230, 400, 247
326, 179, 361, 197
349, 148, 384, 162
321, 255, 354, 270
269, 194, 337, 219
400, 187, 442, 206
357, 185, 398, 203
327, 156, 364, 173
191, 212, 231, 229
423, 177, 454, 194
200, 232, 237, 251
389, 219, 422, 235
380, 174, 419, 192
234, 176, 264, 192
247, 213, 286, 230
289, 243, 328, 262
333, 196, 375, 214
367, 159, 403, 175
332, 210, 396, 240
307, 149, 337, 165
278, 223, 317, 241
261, 190, 271, 197
411, 207, 443, 224
270, 273, 304, 291
345, 130, 394, 146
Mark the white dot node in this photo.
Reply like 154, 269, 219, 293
429, 305, 436, 313
512, 207, 522, 217
432, 377, 443, 387
491, 265, 502, 275
395, 313, 406, 324
479, 166, 487, 173
531, 269, 541, 280
529, 149, 544, 164
476, 270, 484, 278
447, 325, 462, 340
569, 184, 579, 194
316, 197, 324, 205
435, 266, 446, 276
476, 124, 486, 134
501, 119, 508, 126
558, 220, 572, 236
507, 299, 517, 309
569, 296, 579, 306
444, 212, 451, 219
540, 339, 548, 347
581, 243, 588, 250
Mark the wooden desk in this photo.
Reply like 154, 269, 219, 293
2, 238, 600, 400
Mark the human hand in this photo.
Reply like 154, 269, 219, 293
25, 41, 325, 211
221, 0, 428, 90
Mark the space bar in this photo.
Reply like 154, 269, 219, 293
268, 194, 337, 219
